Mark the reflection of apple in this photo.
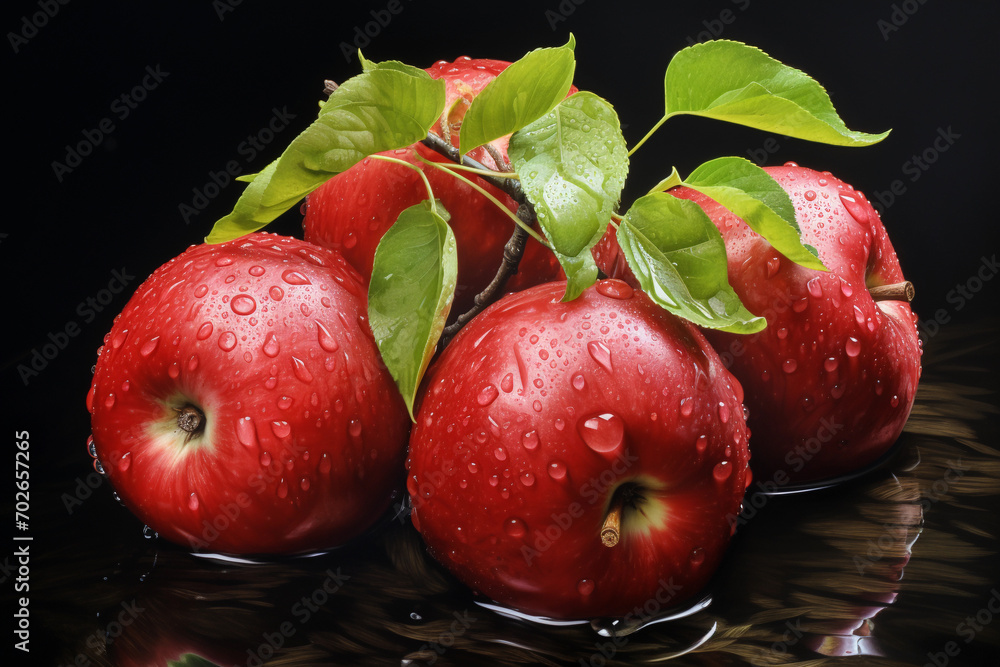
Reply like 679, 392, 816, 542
87, 233, 410, 554
303, 57, 563, 315
406, 279, 750, 619
670, 164, 921, 483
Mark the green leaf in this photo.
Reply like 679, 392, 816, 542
556, 250, 599, 303
509, 91, 628, 297
206, 60, 446, 243
458, 37, 577, 156
618, 193, 765, 333
646, 166, 683, 194
682, 156, 825, 270
664, 40, 889, 146
368, 201, 457, 420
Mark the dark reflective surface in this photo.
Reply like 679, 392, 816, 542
29, 324, 1000, 666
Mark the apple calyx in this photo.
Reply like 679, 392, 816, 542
601, 482, 647, 548
173, 404, 205, 443
869, 280, 915, 303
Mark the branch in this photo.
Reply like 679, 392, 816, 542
440, 203, 533, 349
422, 132, 544, 347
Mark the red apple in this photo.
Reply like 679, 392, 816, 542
405, 279, 750, 619
302, 57, 563, 316
673, 164, 922, 484
86, 233, 410, 554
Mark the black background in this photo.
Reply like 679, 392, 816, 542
4, 0, 998, 663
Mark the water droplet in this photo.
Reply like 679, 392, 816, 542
519, 471, 535, 487
188, 492, 200, 510
292, 356, 314, 382
269, 286, 284, 301
577, 579, 595, 596
690, 547, 706, 567
493, 446, 507, 461
500, 373, 514, 393
548, 460, 567, 480
316, 320, 339, 352
713, 460, 732, 481
578, 412, 625, 454
807, 278, 823, 298
717, 403, 730, 423
587, 341, 613, 373
248, 265, 266, 277
846, 337, 862, 357
319, 453, 332, 473
348, 418, 363, 438
104, 393, 116, 409
139, 337, 160, 357
111, 329, 130, 349
840, 279, 854, 298
824, 357, 839, 372
271, 421, 291, 438
300, 478, 311, 491
804, 190, 817, 201
260, 451, 272, 467
890, 395, 900, 408
522, 430, 540, 450
236, 417, 258, 447
532, 400, 543, 412
118, 452, 131, 472
168, 362, 180, 379
840, 193, 870, 223
277, 481, 289, 498
477, 384, 499, 406
504, 517, 527, 538
854, 305, 866, 326
282, 270, 311, 285
196, 322, 214, 340
776, 326, 788, 340
831, 384, 845, 399
766, 257, 781, 278
783, 359, 798, 373
217, 331, 237, 352
231, 294, 257, 315
595, 280, 633, 300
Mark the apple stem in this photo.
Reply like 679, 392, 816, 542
175, 405, 205, 442
601, 501, 623, 548
870, 281, 915, 303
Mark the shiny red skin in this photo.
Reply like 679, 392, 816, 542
406, 279, 750, 619
86, 233, 410, 555
303, 57, 563, 316
674, 165, 922, 483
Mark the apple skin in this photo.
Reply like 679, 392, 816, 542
672, 164, 922, 484
86, 233, 410, 555
302, 57, 563, 316
406, 279, 750, 619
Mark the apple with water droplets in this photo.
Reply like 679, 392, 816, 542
302, 56, 563, 316
86, 233, 410, 554
672, 164, 922, 484
405, 279, 750, 619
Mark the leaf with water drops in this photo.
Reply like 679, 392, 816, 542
207, 58, 446, 243
509, 91, 628, 301
663, 40, 889, 146
682, 156, 826, 271
617, 192, 765, 333
458, 35, 576, 156
368, 200, 457, 420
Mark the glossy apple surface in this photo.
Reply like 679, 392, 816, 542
406, 279, 750, 619
87, 233, 410, 554
673, 164, 922, 483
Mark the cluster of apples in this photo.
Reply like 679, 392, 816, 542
87, 54, 920, 621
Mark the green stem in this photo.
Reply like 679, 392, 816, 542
415, 153, 550, 248
627, 113, 670, 158
369, 154, 437, 214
